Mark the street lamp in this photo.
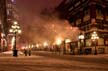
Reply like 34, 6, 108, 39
91, 31, 99, 55
78, 33, 84, 54
9, 21, 21, 57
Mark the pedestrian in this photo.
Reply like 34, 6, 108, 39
28, 49, 31, 56
24, 49, 27, 56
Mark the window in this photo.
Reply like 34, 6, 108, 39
84, 9, 90, 15
75, 1, 80, 7
106, 8, 108, 16
96, 19, 103, 29
7, 10, 10, 15
96, 5, 103, 15
68, 6, 73, 11
7, 4, 12, 8
7, 9, 12, 15
105, 39, 108, 45
76, 19, 81, 25
98, 48, 105, 54
86, 39, 91, 46
76, 12, 80, 19
65, 0, 71, 4
98, 38, 104, 45
96, 9, 102, 15
82, 0, 86, 2
0, 20, 1, 25
83, 9, 90, 22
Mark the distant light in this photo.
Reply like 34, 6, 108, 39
43, 42, 48, 47
11, 0, 14, 3
91, 31, 99, 40
1, 33, 5, 37
31, 45, 34, 48
65, 39, 71, 43
56, 38, 62, 45
70, 27, 73, 30
79, 35, 84, 40
11, 0, 16, 4
36, 44, 39, 48
21, 46, 26, 49
9, 29, 13, 32
18, 30, 22, 34
14, 21, 18, 25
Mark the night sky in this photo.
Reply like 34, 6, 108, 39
16, 0, 63, 17
15, 0, 63, 26
16, 0, 62, 12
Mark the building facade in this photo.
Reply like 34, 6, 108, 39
0, 0, 19, 52
56, 0, 108, 54
0, 0, 7, 52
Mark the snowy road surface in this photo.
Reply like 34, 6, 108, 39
0, 51, 108, 71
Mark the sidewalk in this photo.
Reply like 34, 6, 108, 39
0, 51, 39, 58
0, 51, 24, 57
32, 51, 108, 59
1, 50, 108, 59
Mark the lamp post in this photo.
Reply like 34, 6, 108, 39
78, 33, 84, 54
9, 21, 21, 57
91, 31, 99, 55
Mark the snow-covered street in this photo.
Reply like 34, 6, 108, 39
0, 51, 108, 71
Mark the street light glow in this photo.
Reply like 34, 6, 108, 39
36, 44, 39, 48
91, 31, 99, 41
14, 21, 18, 25
55, 37, 62, 45
9, 21, 21, 57
9, 29, 13, 32
9, 21, 21, 34
65, 39, 71, 43
17, 29, 21, 33
78, 35, 84, 40
43, 42, 48, 47
1, 33, 5, 37
91, 31, 99, 55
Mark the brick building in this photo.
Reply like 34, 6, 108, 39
56, 0, 108, 54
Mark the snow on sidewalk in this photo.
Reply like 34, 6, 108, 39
0, 51, 24, 57
33, 51, 108, 59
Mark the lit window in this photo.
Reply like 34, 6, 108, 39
0, 20, 1, 25
7, 4, 12, 8
7, 10, 10, 15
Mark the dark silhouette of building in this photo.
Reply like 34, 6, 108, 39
0, 0, 8, 51
56, 0, 108, 54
